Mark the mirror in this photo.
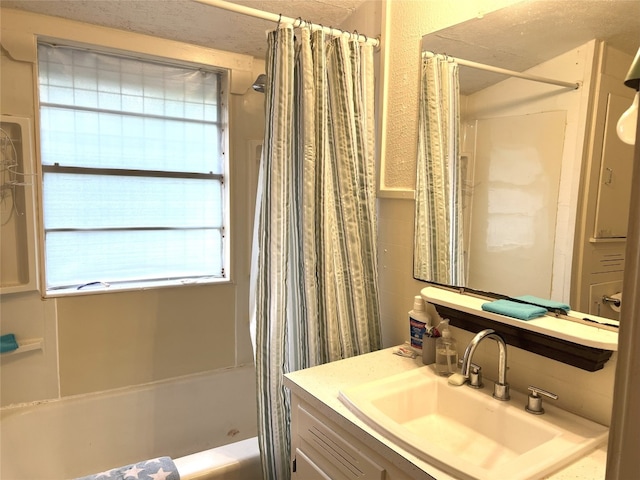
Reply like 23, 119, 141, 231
413, 1, 640, 321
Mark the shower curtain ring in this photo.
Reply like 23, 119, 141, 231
294, 16, 303, 27
352, 30, 359, 41
277, 13, 282, 27
374, 34, 381, 51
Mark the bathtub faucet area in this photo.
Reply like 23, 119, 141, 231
460, 329, 510, 401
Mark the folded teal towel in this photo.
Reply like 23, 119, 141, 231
515, 295, 571, 313
482, 300, 547, 320
0, 334, 18, 353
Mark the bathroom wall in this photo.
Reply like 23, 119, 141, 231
0, 10, 265, 406
376, 0, 617, 426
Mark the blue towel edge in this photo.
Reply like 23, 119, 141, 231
514, 295, 571, 312
481, 299, 547, 321
0, 333, 18, 353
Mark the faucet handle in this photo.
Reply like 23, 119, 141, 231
526, 385, 558, 415
458, 359, 483, 388
458, 359, 481, 372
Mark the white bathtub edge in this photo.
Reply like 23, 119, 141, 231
174, 437, 262, 480
1, 363, 257, 414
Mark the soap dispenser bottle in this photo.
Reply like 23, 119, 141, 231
435, 319, 458, 376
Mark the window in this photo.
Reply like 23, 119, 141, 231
37, 43, 227, 294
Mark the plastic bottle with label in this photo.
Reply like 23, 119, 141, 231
409, 295, 430, 350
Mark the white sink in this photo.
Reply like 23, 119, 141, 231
338, 366, 608, 480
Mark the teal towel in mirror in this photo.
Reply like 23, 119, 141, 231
482, 300, 547, 321
0, 333, 18, 353
515, 295, 571, 313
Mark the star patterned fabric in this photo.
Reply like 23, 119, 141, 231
74, 456, 179, 480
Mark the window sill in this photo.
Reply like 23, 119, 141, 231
42, 277, 230, 298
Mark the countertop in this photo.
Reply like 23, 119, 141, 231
284, 347, 607, 480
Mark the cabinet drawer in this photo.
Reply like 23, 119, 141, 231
295, 403, 385, 480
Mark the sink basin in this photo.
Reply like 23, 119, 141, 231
338, 366, 608, 480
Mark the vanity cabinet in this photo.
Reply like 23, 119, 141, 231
290, 394, 418, 480
285, 348, 607, 480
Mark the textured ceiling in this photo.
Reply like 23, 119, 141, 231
1, 0, 369, 59
422, 0, 640, 94
3, 0, 640, 93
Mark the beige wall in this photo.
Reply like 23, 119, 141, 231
0, 9, 264, 405
56, 285, 237, 395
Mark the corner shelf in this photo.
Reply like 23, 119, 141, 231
0, 115, 39, 295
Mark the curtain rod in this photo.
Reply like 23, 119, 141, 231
424, 51, 580, 90
193, 0, 380, 48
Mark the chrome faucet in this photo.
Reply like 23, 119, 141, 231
460, 329, 510, 401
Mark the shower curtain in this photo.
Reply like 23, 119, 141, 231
413, 53, 465, 285
250, 25, 382, 480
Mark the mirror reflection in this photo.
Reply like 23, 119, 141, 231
413, 53, 464, 286
413, 1, 640, 322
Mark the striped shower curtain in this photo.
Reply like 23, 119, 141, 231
249, 25, 382, 480
414, 53, 465, 286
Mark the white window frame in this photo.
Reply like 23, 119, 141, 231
35, 40, 231, 297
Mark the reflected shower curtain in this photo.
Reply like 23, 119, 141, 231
414, 53, 465, 285
250, 25, 381, 480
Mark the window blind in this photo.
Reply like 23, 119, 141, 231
37, 43, 226, 291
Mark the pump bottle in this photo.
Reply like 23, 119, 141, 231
435, 319, 458, 376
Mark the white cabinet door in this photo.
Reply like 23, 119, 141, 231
293, 448, 332, 480
295, 404, 385, 480
593, 93, 635, 238
290, 394, 422, 480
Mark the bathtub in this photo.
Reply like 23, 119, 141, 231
0, 365, 263, 479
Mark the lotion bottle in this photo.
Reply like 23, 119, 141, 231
435, 319, 458, 376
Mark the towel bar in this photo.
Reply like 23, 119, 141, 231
0, 338, 44, 357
